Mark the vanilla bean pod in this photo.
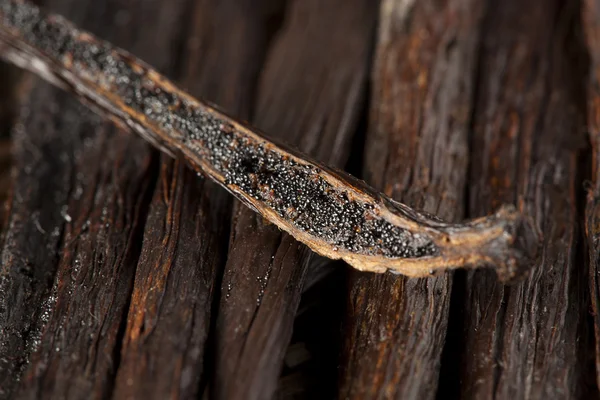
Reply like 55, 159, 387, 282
0, 0, 538, 281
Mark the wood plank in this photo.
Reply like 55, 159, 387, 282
339, 0, 482, 398
112, 1, 283, 398
212, 0, 377, 398
461, 0, 587, 397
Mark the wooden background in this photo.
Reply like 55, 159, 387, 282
1, 0, 600, 398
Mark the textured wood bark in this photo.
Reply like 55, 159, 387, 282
212, 0, 377, 399
339, 0, 482, 398
461, 0, 587, 398
584, 0, 600, 392
112, 1, 281, 398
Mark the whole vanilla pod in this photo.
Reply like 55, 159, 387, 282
0, 0, 539, 282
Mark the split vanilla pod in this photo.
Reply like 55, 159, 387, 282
0, 0, 540, 282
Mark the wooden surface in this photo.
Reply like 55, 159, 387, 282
0, 0, 599, 399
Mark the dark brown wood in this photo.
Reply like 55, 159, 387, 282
584, 0, 600, 392
461, 0, 588, 397
112, 0, 281, 398
339, 0, 483, 397
0, 0, 538, 280
212, 1, 377, 398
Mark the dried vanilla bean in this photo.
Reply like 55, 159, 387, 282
0, 0, 538, 281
